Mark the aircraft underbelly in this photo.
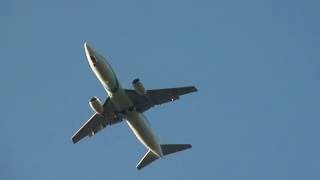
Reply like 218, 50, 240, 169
126, 111, 163, 157
109, 88, 133, 110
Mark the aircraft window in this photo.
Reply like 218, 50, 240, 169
90, 55, 97, 64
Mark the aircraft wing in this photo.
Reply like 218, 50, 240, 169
71, 98, 122, 144
125, 86, 198, 112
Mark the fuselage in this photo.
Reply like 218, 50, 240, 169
84, 43, 163, 157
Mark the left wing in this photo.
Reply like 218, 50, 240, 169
125, 86, 197, 112
71, 113, 106, 144
71, 98, 122, 144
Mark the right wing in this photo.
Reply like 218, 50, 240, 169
71, 98, 122, 144
146, 86, 197, 105
126, 86, 198, 112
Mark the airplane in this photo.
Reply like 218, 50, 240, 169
71, 42, 198, 170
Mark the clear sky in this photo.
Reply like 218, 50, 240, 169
1, 0, 320, 179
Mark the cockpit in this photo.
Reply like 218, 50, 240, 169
90, 55, 97, 66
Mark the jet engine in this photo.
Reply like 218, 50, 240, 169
89, 96, 104, 115
132, 78, 146, 96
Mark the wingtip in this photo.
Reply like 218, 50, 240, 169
71, 137, 78, 144
193, 86, 198, 92
190, 86, 198, 92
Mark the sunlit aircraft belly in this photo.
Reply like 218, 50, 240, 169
87, 50, 132, 110
85, 43, 162, 157
94, 60, 162, 156
126, 111, 163, 157
93, 61, 162, 156
95, 61, 132, 110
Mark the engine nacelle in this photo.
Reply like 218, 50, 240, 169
132, 78, 146, 96
89, 96, 104, 115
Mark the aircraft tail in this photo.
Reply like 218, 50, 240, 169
136, 144, 192, 170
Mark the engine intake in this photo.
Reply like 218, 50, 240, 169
89, 96, 104, 115
132, 78, 146, 96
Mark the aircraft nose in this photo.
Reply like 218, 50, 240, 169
84, 42, 97, 66
84, 42, 93, 55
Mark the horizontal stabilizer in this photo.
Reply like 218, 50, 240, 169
136, 144, 192, 170
161, 144, 192, 155
136, 150, 159, 170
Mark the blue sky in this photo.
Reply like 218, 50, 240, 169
1, 0, 320, 179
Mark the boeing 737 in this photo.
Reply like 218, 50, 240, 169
71, 42, 198, 170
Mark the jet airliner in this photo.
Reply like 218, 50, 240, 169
71, 42, 198, 170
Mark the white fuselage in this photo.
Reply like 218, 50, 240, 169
84, 43, 163, 157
